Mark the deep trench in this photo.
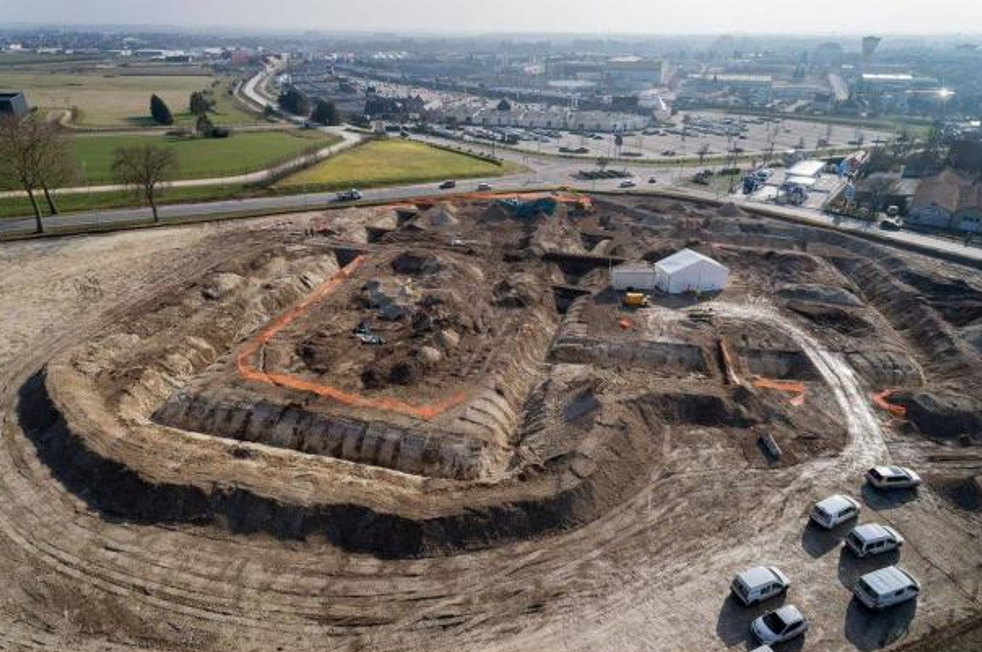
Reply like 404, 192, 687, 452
17, 369, 649, 559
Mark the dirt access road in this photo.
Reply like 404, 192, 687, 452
0, 211, 978, 652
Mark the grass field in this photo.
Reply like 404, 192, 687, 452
279, 139, 521, 190
69, 130, 337, 185
0, 130, 338, 190
0, 72, 258, 127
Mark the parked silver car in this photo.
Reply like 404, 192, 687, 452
751, 605, 808, 644
866, 466, 921, 490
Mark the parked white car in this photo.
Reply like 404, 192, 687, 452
845, 523, 904, 558
731, 566, 791, 605
751, 605, 809, 645
854, 566, 920, 610
619, 179, 637, 188
866, 466, 921, 490
810, 494, 861, 529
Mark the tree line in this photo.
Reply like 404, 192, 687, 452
277, 87, 341, 126
0, 114, 178, 232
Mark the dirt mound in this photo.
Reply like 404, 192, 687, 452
892, 389, 982, 440
717, 202, 746, 217
493, 273, 545, 308
776, 284, 862, 307
786, 301, 873, 336
391, 250, 442, 275
411, 203, 460, 230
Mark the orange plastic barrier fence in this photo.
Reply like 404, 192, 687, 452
751, 377, 806, 406
235, 255, 467, 421
872, 390, 907, 418
751, 378, 806, 394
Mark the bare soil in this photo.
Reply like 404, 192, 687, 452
0, 195, 979, 652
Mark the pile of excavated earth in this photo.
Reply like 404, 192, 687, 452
0, 193, 980, 652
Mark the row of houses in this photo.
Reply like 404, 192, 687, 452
908, 169, 982, 233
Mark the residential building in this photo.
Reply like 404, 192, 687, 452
908, 169, 982, 232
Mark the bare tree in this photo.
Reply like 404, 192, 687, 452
863, 175, 895, 219
697, 143, 710, 167
111, 145, 178, 222
0, 115, 48, 232
36, 122, 77, 215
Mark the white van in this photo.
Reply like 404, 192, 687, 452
810, 494, 861, 529
731, 566, 791, 605
854, 566, 920, 610
845, 523, 904, 558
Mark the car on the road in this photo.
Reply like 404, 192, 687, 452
439, 180, 457, 189
648, 176, 658, 184
810, 494, 861, 529
477, 183, 492, 191
335, 189, 362, 202
845, 523, 904, 558
661, 149, 677, 156
750, 605, 808, 645
731, 566, 791, 605
854, 566, 920, 610
619, 180, 637, 188
866, 466, 921, 490
879, 217, 903, 231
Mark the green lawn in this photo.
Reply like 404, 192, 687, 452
0, 130, 338, 190
279, 139, 521, 190
0, 72, 258, 127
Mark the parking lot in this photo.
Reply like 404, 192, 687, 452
505, 111, 892, 163
737, 165, 850, 210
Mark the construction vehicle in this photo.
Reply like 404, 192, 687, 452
353, 321, 385, 345
622, 292, 649, 308
496, 197, 558, 219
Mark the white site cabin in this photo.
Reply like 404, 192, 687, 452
611, 249, 728, 295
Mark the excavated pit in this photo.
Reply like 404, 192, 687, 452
31, 194, 982, 560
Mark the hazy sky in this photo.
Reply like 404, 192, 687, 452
6, 0, 982, 35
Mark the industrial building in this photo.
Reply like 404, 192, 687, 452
603, 57, 664, 90
681, 73, 774, 106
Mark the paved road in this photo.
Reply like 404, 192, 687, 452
4, 97, 982, 265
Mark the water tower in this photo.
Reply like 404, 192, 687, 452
862, 36, 881, 63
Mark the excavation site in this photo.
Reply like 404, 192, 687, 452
0, 193, 980, 652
